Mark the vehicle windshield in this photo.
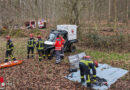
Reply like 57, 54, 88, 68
48, 33, 56, 42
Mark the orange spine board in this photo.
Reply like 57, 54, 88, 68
0, 60, 23, 69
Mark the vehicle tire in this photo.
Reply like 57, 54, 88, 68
50, 49, 55, 59
69, 44, 76, 52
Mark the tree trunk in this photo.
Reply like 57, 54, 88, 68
35, 0, 39, 29
108, 0, 111, 22
114, 0, 117, 30
126, 0, 128, 25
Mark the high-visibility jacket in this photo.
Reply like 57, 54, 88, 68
6, 40, 14, 51
36, 39, 44, 50
27, 38, 36, 47
80, 59, 96, 77
60, 37, 65, 48
54, 38, 62, 50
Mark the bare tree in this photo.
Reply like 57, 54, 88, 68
0, 0, 129, 30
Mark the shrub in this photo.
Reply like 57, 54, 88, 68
85, 31, 128, 51
30, 29, 42, 36
0, 29, 9, 36
10, 29, 27, 37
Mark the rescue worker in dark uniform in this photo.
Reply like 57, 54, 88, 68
79, 56, 97, 88
36, 35, 45, 61
5, 36, 16, 62
54, 34, 62, 64
27, 34, 36, 59
59, 35, 65, 59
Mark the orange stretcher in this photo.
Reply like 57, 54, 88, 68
0, 60, 23, 69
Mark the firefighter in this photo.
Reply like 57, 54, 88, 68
5, 36, 16, 62
36, 35, 45, 61
79, 56, 98, 88
59, 35, 65, 59
54, 34, 62, 64
27, 34, 36, 59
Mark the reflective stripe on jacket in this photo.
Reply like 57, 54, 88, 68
27, 38, 35, 47
80, 59, 96, 76
80, 60, 93, 68
6, 40, 14, 51
55, 47, 61, 50
36, 39, 44, 50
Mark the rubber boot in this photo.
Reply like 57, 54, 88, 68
48, 56, 52, 60
81, 78, 85, 83
27, 55, 29, 59
48, 55, 51, 60
43, 56, 45, 59
32, 55, 34, 59
13, 58, 16, 61
55, 62, 60, 64
87, 83, 91, 88
55, 60, 60, 64
61, 56, 64, 60
39, 58, 42, 61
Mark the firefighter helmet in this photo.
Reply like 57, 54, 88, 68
83, 56, 91, 59
37, 35, 41, 38
6, 36, 10, 40
29, 34, 33, 38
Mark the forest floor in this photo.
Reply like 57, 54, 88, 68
0, 37, 129, 90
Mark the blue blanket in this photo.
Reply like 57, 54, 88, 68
66, 64, 128, 90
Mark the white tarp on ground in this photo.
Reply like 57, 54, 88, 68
66, 64, 128, 90
67, 52, 128, 90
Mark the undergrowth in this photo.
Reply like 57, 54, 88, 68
80, 30, 130, 52
0, 29, 42, 37
75, 48, 130, 70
